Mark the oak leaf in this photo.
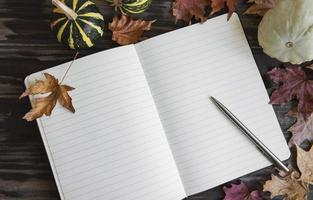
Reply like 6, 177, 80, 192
210, 0, 237, 20
109, 15, 156, 45
263, 173, 309, 200
172, 0, 210, 24
244, 0, 278, 16
287, 109, 313, 147
223, 181, 264, 200
20, 73, 75, 121
268, 66, 313, 120
263, 145, 313, 199
296, 145, 313, 184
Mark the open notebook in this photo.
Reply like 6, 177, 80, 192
25, 14, 290, 200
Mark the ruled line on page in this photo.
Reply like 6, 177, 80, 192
48, 105, 159, 147
137, 22, 236, 54
140, 30, 242, 63
44, 92, 153, 133
41, 67, 147, 122
54, 127, 167, 171
59, 138, 172, 182
62, 144, 175, 192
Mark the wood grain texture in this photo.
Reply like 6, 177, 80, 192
0, 0, 297, 199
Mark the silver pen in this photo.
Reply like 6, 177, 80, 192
209, 96, 290, 173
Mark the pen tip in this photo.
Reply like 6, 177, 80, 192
209, 96, 216, 102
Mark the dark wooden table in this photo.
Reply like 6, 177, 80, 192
0, 0, 295, 199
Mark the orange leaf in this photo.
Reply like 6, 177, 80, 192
172, 0, 210, 24
109, 15, 156, 45
57, 85, 75, 113
210, 0, 237, 20
19, 73, 58, 98
20, 73, 75, 121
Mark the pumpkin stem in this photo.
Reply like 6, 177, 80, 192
112, 0, 123, 7
52, 0, 78, 20
285, 41, 293, 48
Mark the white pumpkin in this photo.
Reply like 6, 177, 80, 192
258, 0, 313, 64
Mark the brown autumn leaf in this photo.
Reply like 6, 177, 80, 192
172, 0, 210, 24
297, 145, 313, 184
20, 73, 75, 121
263, 172, 309, 200
210, 0, 237, 20
263, 145, 313, 199
109, 15, 156, 45
244, 0, 279, 16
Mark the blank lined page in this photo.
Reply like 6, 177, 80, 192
135, 14, 290, 195
26, 46, 186, 200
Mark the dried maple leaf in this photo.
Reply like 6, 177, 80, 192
172, 0, 210, 24
287, 109, 313, 147
244, 0, 278, 16
109, 15, 156, 45
210, 0, 237, 20
20, 73, 75, 121
263, 172, 309, 200
268, 66, 313, 119
223, 181, 264, 200
263, 145, 313, 199
296, 145, 313, 184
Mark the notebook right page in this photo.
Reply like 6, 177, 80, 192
135, 14, 290, 195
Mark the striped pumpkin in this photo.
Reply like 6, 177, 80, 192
51, 0, 104, 49
105, 0, 152, 15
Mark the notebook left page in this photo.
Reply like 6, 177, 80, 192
25, 46, 186, 200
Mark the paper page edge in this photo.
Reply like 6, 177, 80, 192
24, 75, 66, 200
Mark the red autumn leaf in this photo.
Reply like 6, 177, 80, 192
172, 0, 210, 24
268, 66, 313, 119
210, 0, 237, 20
223, 181, 264, 200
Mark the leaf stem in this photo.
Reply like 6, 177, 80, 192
60, 52, 79, 84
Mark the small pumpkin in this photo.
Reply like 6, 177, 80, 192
258, 0, 313, 64
51, 0, 104, 49
105, 0, 152, 15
